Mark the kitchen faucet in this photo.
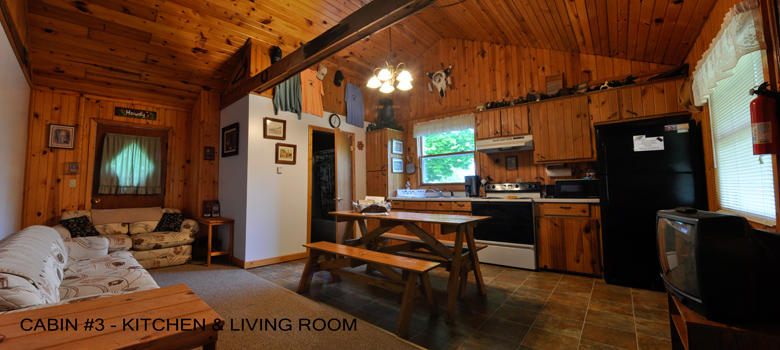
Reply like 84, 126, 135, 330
426, 188, 443, 197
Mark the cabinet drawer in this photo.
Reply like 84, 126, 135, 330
426, 202, 452, 211
539, 203, 590, 217
390, 200, 405, 209
403, 202, 427, 210
452, 201, 472, 211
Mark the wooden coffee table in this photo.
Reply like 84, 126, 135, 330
0, 284, 221, 349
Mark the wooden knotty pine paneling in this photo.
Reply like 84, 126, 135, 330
186, 90, 220, 218
22, 89, 197, 227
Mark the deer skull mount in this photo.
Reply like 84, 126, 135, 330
426, 63, 453, 98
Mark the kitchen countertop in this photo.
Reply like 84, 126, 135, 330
388, 197, 600, 203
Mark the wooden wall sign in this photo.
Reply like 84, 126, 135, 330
114, 107, 157, 120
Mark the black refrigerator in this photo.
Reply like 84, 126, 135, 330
596, 115, 708, 291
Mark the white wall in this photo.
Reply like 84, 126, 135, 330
218, 95, 250, 259
220, 94, 366, 263
0, 28, 30, 238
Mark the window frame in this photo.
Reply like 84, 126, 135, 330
418, 129, 476, 186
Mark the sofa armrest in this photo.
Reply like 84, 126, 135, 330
51, 224, 71, 239
100, 234, 133, 253
179, 219, 199, 236
63, 237, 109, 261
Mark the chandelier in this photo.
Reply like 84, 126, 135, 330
366, 27, 412, 93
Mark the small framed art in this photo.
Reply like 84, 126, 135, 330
263, 117, 286, 140
204, 147, 215, 160
391, 157, 403, 173
222, 123, 239, 157
48, 124, 75, 149
506, 156, 518, 170
275, 143, 296, 165
391, 139, 403, 155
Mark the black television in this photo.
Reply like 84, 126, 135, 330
656, 208, 780, 323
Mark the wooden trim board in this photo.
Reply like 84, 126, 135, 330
233, 252, 309, 269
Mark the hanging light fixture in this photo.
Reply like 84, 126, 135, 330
367, 27, 412, 92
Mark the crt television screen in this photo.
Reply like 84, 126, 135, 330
657, 217, 700, 299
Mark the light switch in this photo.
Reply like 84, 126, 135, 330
68, 179, 77, 188
277, 167, 282, 174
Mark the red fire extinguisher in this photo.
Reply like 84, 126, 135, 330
749, 82, 780, 155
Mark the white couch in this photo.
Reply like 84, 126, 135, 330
52, 208, 198, 269
0, 225, 159, 313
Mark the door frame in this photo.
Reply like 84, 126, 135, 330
85, 119, 172, 210
306, 125, 355, 244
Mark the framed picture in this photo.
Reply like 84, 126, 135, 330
222, 123, 239, 157
391, 139, 403, 155
275, 143, 297, 164
391, 157, 403, 173
48, 124, 75, 149
575, 81, 589, 94
202, 201, 212, 217
204, 146, 215, 160
506, 156, 518, 170
211, 201, 220, 217
263, 117, 286, 140
65, 162, 79, 175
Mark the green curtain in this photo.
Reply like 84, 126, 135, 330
98, 133, 162, 195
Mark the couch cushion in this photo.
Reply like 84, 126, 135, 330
102, 234, 133, 252
0, 226, 63, 291
131, 231, 196, 251
129, 220, 159, 235
0, 274, 46, 311
91, 207, 162, 225
64, 237, 109, 261
154, 212, 183, 232
132, 245, 192, 269
93, 222, 129, 235
59, 251, 159, 300
59, 216, 100, 237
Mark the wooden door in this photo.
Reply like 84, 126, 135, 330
334, 128, 354, 242
475, 110, 501, 140
91, 123, 168, 209
365, 130, 387, 172
501, 106, 530, 136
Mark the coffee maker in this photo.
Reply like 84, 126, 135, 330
465, 175, 481, 197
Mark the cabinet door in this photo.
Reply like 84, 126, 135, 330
501, 106, 530, 136
538, 217, 601, 275
531, 98, 594, 163
475, 110, 501, 140
537, 217, 567, 271
590, 90, 621, 124
621, 86, 645, 120
366, 130, 388, 172
530, 101, 553, 163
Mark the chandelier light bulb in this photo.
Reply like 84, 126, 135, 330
379, 80, 395, 93
377, 68, 393, 81
367, 76, 382, 88
397, 80, 412, 91
397, 70, 412, 82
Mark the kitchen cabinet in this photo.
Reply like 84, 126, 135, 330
536, 203, 601, 276
530, 96, 595, 164
589, 90, 621, 124
622, 80, 687, 120
475, 106, 531, 140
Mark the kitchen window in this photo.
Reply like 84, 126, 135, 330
709, 50, 776, 225
414, 113, 476, 185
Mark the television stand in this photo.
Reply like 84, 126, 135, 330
668, 294, 780, 350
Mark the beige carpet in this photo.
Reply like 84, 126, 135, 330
149, 262, 422, 350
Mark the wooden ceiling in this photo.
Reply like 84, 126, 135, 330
25, 0, 717, 110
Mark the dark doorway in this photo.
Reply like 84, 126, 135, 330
310, 131, 336, 243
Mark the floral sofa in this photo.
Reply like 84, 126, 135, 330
52, 207, 198, 269
0, 225, 159, 313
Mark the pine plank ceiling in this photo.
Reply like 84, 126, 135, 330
26, 0, 717, 110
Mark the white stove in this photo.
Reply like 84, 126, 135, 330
471, 182, 540, 270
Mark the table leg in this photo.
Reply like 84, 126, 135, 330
465, 224, 486, 296
296, 250, 321, 293
396, 271, 419, 338
446, 225, 466, 323
206, 224, 213, 267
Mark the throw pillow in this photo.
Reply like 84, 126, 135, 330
154, 212, 184, 232
59, 215, 100, 237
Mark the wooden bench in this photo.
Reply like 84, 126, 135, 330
297, 241, 440, 338
379, 232, 488, 251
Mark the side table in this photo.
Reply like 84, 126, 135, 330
196, 217, 234, 267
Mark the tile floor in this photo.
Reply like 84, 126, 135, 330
248, 260, 672, 350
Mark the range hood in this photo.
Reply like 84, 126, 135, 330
475, 135, 534, 153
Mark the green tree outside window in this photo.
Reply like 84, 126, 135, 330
421, 129, 475, 184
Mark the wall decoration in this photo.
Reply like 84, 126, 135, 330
328, 113, 341, 128
48, 124, 75, 149
391, 139, 403, 154
204, 147, 215, 160
545, 73, 564, 95
391, 157, 404, 173
575, 81, 589, 94
65, 162, 79, 175
357, 141, 364, 151
263, 117, 286, 140
202, 201, 213, 217
221, 123, 239, 157
275, 143, 296, 165
114, 107, 157, 120
426, 63, 453, 97
506, 156, 518, 170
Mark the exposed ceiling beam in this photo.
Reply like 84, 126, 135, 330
220, 0, 435, 109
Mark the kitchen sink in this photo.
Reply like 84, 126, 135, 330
396, 189, 427, 198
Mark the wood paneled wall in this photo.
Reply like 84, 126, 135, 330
22, 89, 194, 227
186, 90, 220, 218
0, 0, 31, 84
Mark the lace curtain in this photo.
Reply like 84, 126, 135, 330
98, 133, 162, 194
413, 113, 475, 138
692, 0, 764, 106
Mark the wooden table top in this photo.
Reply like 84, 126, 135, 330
329, 210, 491, 225
0, 284, 221, 349
196, 217, 234, 225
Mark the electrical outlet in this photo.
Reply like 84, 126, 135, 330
277, 167, 282, 174
69, 179, 77, 188
516, 178, 522, 183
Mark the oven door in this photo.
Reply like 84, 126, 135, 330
471, 201, 535, 245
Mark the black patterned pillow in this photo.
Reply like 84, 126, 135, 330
59, 215, 100, 237
154, 213, 184, 232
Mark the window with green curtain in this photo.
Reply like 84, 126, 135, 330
710, 50, 776, 225
98, 133, 162, 195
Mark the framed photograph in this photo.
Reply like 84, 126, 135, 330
211, 201, 220, 217
263, 117, 286, 140
391, 139, 403, 155
506, 156, 518, 170
204, 146, 215, 160
48, 124, 75, 149
391, 157, 403, 173
222, 123, 239, 157
202, 201, 212, 217
575, 81, 589, 94
275, 143, 297, 165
